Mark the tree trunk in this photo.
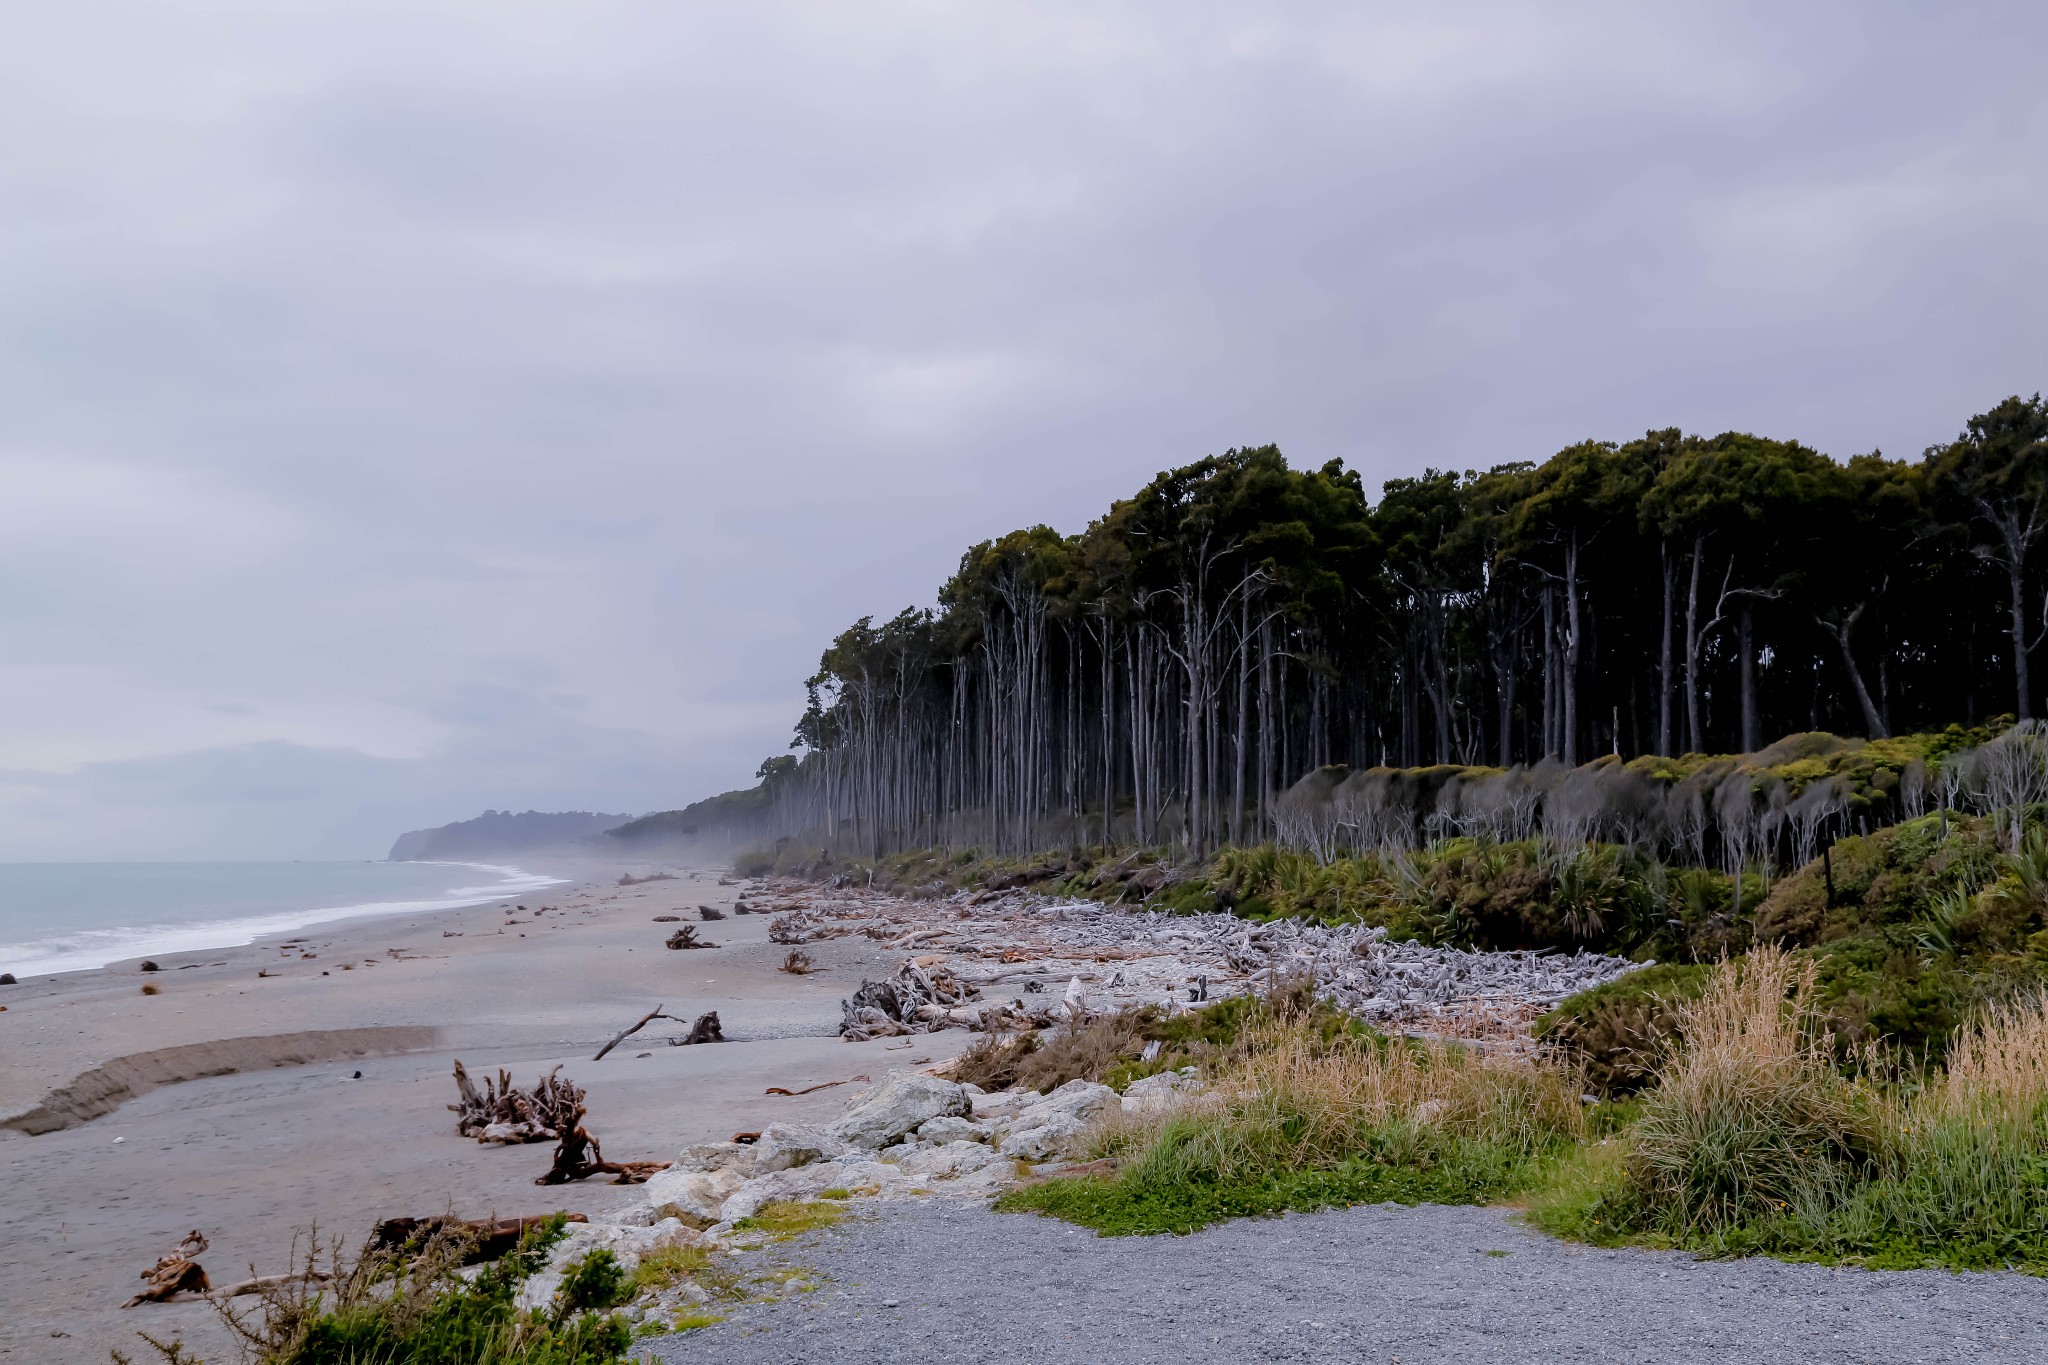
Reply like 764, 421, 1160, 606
1562, 537, 1582, 766
1739, 604, 1759, 753
1658, 542, 1675, 755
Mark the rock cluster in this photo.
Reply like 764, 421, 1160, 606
527, 1063, 1203, 1309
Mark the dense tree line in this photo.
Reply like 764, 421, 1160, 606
749, 394, 2048, 857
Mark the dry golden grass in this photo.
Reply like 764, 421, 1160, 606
1923, 986, 2048, 1122
1623, 946, 1870, 1233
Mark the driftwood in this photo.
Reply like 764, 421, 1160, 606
839, 960, 981, 1041
778, 949, 817, 975
369, 1213, 587, 1264
665, 926, 716, 949
213, 1271, 333, 1299
450, 1060, 583, 1141
652, 914, 681, 923
618, 872, 677, 886
669, 1010, 724, 1045
764, 1073, 868, 1096
593, 1005, 688, 1061
535, 1103, 671, 1186
123, 1232, 210, 1307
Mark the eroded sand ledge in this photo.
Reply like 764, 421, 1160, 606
2, 1025, 443, 1134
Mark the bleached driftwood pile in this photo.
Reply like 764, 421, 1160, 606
758, 881, 1643, 1040
450, 1060, 583, 1143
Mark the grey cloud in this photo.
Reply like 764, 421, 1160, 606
0, 3, 2042, 856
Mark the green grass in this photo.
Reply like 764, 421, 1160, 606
999, 1137, 1552, 1236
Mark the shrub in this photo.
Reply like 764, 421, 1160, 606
1536, 963, 1713, 1096
1619, 947, 1871, 1236
151, 1216, 636, 1365
1002, 1016, 1585, 1235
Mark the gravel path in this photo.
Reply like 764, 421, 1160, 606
644, 1200, 2048, 1365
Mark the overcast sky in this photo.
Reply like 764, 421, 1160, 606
2, 2, 2043, 859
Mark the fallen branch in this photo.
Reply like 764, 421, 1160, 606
779, 949, 817, 975
593, 1005, 689, 1061
665, 926, 716, 950
763, 1073, 870, 1096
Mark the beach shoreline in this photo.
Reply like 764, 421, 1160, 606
0, 859, 569, 979
0, 854, 972, 1363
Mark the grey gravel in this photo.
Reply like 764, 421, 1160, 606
644, 1200, 2048, 1364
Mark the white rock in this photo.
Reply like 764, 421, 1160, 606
1121, 1067, 1202, 1114
641, 1165, 746, 1224
968, 1087, 1040, 1123
997, 1079, 1118, 1159
899, 1140, 1005, 1182
751, 1121, 846, 1174
829, 1072, 971, 1149
674, 1140, 758, 1176
719, 1158, 907, 1224
915, 1115, 990, 1144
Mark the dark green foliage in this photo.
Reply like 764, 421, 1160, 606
1536, 963, 1713, 1095
210, 1218, 633, 1365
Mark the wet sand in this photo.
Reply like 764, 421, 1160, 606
0, 860, 969, 1363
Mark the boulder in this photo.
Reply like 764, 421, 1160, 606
641, 1165, 746, 1225
997, 1079, 1117, 1160
899, 1140, 1005, 1182
718, 1158, 906, 1225
1121, 1067, 1201, 1114
750, 1122, 846, 1174
829, 1072, 971, 1149
914, 1114, 990, 1145
968, 1087, 1040, 1123
674, 1140, 757, 1176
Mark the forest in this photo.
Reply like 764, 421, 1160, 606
635, 392, 2048, 862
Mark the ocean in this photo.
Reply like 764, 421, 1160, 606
0, 861, 565, 978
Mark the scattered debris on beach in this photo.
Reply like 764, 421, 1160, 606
665, 926, 716, 949
747, 879, 1643, 1043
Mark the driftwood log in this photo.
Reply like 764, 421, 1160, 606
450, 1060, 583, 1142
123, 1232, 210, 1307
665, 926, 715, 949
535, 1103, 671, 1186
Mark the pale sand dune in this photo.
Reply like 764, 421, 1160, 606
0, 860, 969, 1364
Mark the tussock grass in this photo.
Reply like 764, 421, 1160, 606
1530, 957, 2048, 1269
1001, 1016, 1585, 1235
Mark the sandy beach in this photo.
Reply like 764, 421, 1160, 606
0, 859, 971, 1364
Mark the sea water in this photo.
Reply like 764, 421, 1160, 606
0, 861, 565, 978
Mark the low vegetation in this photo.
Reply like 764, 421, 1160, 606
114, 1216, 634, 1365
1008, 949, 2048, 1271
